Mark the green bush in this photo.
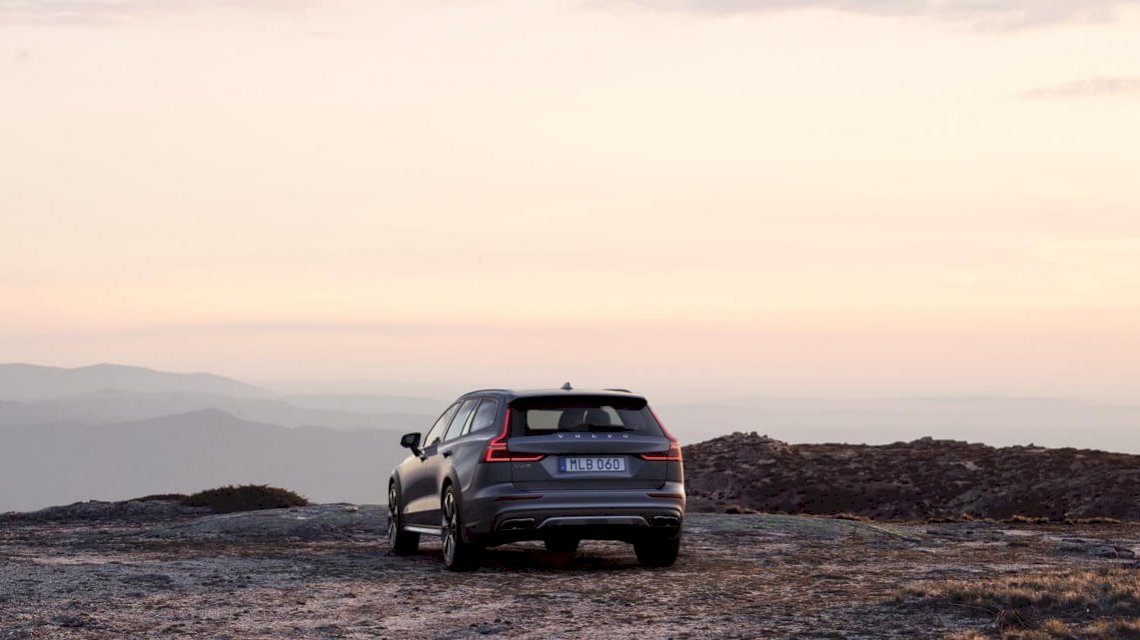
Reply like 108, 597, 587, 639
181, 485, 308, 513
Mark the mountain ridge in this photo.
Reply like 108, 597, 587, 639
0, 408, 409, 512
0, 389, 435, 433
0, 363, 270, 400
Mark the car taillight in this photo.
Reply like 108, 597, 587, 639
641, 407, 683, 461
639, 441, 682, 461
483, 410, 545, 463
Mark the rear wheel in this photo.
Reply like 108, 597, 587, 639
387, 483, 419, 555
634, 535, 680, 568
544, 537, 580, 554
441, 486, 482, 571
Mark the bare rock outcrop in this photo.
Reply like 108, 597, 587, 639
684, 432, 1140, 521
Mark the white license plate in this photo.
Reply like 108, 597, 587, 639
560, 456, 626, 473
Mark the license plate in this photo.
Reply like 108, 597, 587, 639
559, 456, 626, 473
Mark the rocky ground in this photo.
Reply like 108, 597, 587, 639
684, 433, 1140, 520
2, 502, 1138, 639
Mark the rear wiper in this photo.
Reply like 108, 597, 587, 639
583, 424, 634, 433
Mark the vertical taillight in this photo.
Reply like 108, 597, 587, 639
640, 407, 682, 461
482, 411, 512, 462
483, 409, 544, 463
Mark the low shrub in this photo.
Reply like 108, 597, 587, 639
181, 485, 308, 513
130, 493, 190, 503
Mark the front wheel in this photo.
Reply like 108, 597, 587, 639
441, 486, 482, 571
634, 535, 680, 568
387, 483, 419, 555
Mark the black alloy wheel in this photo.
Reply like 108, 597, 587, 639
441, 486, 482, 571
387, 483, 419, 555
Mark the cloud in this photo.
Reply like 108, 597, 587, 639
612, 0, 1140, 29
0, 0, 321, 26
1021, 76, 1140, 99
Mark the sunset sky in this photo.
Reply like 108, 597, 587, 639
2, 0, 1138, 401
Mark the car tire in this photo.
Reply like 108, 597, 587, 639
387, 483, 419, 555
544, 537, 580, 554
441, 486, 482, 572
634, 535, 680, 568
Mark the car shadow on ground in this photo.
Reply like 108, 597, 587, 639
404, 540, 650, 573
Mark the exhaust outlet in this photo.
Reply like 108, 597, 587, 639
498, 518, 536, 530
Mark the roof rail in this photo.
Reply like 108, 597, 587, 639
604, 388, 633, 393
464, 388, 511, 395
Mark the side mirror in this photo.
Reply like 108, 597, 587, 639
400, 432, 421, 454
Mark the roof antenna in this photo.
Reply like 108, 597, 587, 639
561, 381, 573, 391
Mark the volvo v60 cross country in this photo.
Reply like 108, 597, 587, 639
386, 387, 685, 571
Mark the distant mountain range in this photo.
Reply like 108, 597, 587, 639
0, 363, 441, 511
0, 363, 441, 432
0, 363, 270, 400
2, 362, 1138, 512
0, 389, 436, 432
0, 410, 408, 512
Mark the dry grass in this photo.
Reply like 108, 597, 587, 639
927, 514, 984, 523
904, 568, 1140, 639
999, 515, 1125, 526
1005, 515, 1051, 525
947, 619, 1140, 639
1065, 517, 1124, 526
830, 512, 872, 522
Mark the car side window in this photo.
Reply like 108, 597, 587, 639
465, 399, 500, 435
424, 403, 459, 448
444, 399, 479, 442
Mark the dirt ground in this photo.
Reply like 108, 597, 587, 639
1, 505, 1137, 639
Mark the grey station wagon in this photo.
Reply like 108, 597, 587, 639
386, 386, 685, 571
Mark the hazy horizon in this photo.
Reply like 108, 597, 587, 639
7, 359, 1140, 408
5, 360, 1140, 512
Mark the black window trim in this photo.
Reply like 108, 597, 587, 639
443, 398, 480, 443
463, 397, 500, 436
424, 402, 460, 448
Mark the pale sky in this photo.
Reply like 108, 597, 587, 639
2, 0, 1139, 401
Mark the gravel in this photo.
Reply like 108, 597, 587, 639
2, 503, 1137, 639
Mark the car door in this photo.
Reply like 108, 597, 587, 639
408, 398, 481, 524
439, 396, 501, 495
402, 402, 458, 524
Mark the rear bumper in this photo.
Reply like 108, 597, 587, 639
461, 482, 686, 545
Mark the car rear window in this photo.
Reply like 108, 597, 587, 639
510, 396, 663, 437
